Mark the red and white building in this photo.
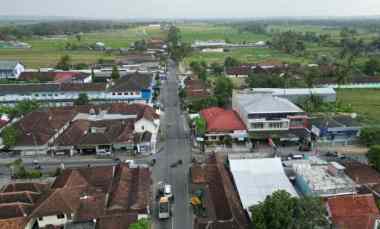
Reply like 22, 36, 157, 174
200, 107, 247, 142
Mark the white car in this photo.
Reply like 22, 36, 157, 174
96, 149, 112, 156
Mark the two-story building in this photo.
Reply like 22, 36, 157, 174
232, 91, 309, 142
0, 60, 25, 80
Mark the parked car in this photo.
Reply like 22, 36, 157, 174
96, 149, 112, 157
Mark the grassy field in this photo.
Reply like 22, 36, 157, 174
179, 24, 270, 43
180, 23, 344, 66
0, 26, 165, 68
337, 89, 380, 124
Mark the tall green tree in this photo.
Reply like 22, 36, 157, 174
360, 127, 380, 146
56, 54, 71, 70
214, 77, 233, 106
210, 62, 224, 75
224, 56, 240, 68
74, 93, 90, 105
250, 190, 328, 229
1, 126, 19, 148
111, 65, 120, 80
368, 145, 380, 171
364, 58, 380, 75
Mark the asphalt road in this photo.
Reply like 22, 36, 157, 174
152, 60, 192, 229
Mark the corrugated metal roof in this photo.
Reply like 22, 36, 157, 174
251, 87, 336, 96
235, 93, 304, 114
0, 61, 19, 70
229, 157, 298, 209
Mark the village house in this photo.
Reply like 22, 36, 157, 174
17, 163, 151, 229
232, 90, 309, 142
0, 60, 25, 80
287, 157, 357, 197
228, 156, 298, 211
183, 76, 210, 103
19, 71, 92, 84
310, 115, 362, 145
190, 154, 250, 229
0, 182, 50, 229
0, 72, 155, 106
225, 64, 253, 78
4, 103, 160, 156
199, 107, 247, 143
326, 194, 380, 229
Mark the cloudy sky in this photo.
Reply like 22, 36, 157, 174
1, 0, 380, 19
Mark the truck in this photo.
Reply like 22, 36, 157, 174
158, 196, 171, 220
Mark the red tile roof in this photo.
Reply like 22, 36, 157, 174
226, 65, 253, 76
343, 161, 380, 185
1, 182, 49, 195
192, 154, 250, 229
19, 71, 84, 83
200, 107, 246, 133
14, 109, 76, 146
327, 194, 380, 229
0, 217, 26, 229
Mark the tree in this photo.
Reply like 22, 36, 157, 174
304, 67, 321, 89
334, 64, 351, 88
74, 93, 89, 105
360, 127, 380, 146
12, 100, 40, 117
75, 34, 82, 42
250, 190, 328, 229
1, 126, 19, 148
134, 39, 147, 51
224, 57, 240, 68
129, 218, 151, 229
368, 145, 380, 171
214, 77, 233, 106
56, 54, 71, 70
194, 117, 207, 136
210, 62, 224, 75
364, 58, 380, 75
271, 31, 305, 54
111, 65, 120, 80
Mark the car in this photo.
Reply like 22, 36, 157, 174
125, 160, 135, 166
157, 182, 174, 201
96, 149, 112, 157
33, 161, 42, 170
163, 184, 174, 201
158, 197, 171, 220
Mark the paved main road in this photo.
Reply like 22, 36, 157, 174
152, 60, 192, 229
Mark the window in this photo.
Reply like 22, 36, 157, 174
269, 123, 283, 129
112, 92, 116, 96
57, 214, 65, 219
38, 217, 43, 221
141, 126, 144, 130
118, 92, 122, 95
34, 94, 39, 97
251, 123, 264, 129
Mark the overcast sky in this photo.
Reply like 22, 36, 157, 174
1, 0, 380, 19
